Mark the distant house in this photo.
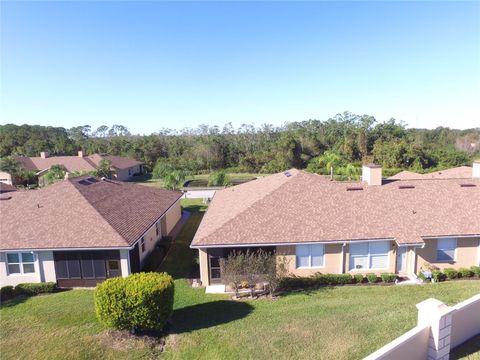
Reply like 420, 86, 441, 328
0, 176, 182, 287
11, 151, 143, 184
388, 165, 474, 180
191, 161, 480, 289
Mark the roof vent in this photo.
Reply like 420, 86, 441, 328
284, 171, 292, 177
78, 177, 99, 186
346, 186, 363, 191
399, 185, 415, 189
460, 183, 476, 188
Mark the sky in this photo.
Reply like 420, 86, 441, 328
0, 1, 479, 134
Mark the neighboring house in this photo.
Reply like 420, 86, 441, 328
0, 176, 182, 287
0, 171, 13, 185
14, 151, 143, 183
191, 161, 480, 287
0, 182, 17, 194
388, 165, 474, 180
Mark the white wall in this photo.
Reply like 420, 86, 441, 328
0, 251, 56, 286
450, 294, 480, 348
119, 250, 130, 277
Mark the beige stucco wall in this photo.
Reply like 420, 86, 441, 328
344, 241, 397, 275
415, 237, 480, 272
114, 165, 141, 181
199, 249, 209, 286
119, 250, 130, 277
0, 251, 56, 286
0, 171, 13, 185
165, 200, 182, 234
276, 244, 344, 276
137, 199, 182, 267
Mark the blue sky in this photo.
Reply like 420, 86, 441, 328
1, 1, 479, 134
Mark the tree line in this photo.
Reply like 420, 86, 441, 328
1, 112, 479, 179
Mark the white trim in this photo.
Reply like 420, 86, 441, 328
422, 234, 480, 240
348, 241, 390, 272
295, 244, 325, 269
191, 238, 396, 249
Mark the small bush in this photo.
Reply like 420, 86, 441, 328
95, 272, 174, 331
470, 266, 480, 277
280, 276, 315, 290
366, 273, 378, 283
0, 286, 16, 301
353, 274, 364, 284
432, 270, 445, 282
15, 282, 57, 295
417, 272, 427, 282
443, 268, 458, 280
459, 268, 474, 278
380, 273, 397, 283
336, 274, 354, 285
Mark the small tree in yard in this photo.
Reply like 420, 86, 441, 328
263, 252, 289, 297
220, 251, 247, 298
43, 164, 66, 185
95, 159, 113, 178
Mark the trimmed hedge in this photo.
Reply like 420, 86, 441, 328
353, 274, 364, 284
95, 272, 174, 332
443, 268, 458, 280
366, 273, 378, 283
380, 273, 397, 283
432, 270, 446, 282
459, 268, 474, 278
471, 266, 480, 277
0, 286, 15, 301
15, 282, 57, 295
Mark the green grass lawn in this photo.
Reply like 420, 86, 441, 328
130, 173, 262, 189
1, 199, 479, 359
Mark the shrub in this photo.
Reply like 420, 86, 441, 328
432, 270, 445, 282
95, 272, 174, 331
366, 273, 378, 283
417, 271, 427, 282
380, 273, 397, 283
336, 274, 354, 285
470, 266, 480, 277
14, 282, 57, 295
353, 274, 364, 284
443, 268, 458, 280
0, 286, 15, 301
459, 268, 474, 278
280, 276, 315, 290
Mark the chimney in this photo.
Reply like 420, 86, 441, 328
473, 160, 480, 179
78, 150, 84, 158
362, 164, 382, 186
40, 151, 49, 159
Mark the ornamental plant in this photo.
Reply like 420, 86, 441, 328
95, 272, 174, 332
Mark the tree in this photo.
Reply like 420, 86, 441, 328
43, 164, 66, 186
152, 159, 174, 179
93, 125, 109, 138
0, 156, 21, 185
162, 169, 186, 190
262, 251, 289, 297
220, 251, 247, 298
208, 170, 232, 187
95, 159, 113, 178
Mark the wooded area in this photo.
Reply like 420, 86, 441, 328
1, 112, 479, 177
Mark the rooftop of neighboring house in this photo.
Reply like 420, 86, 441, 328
191, 162, 480, 248
388, 166, 473, 180
15, 151, 142, 174
0, 176, 182, 251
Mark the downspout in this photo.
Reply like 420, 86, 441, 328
340, 243, 346, 274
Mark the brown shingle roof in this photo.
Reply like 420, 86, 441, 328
0, 183, 17, 193
388, 166, 473, 180
16, 153, 142, 173
0, 177, 182, 250
191, 170, 480, 247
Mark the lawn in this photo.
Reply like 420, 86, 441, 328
1, 199, 479, 359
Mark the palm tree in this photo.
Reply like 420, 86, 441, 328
163, 170, 186, 190
343, 163, 360, 180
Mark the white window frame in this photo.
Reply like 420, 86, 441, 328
5, 252, 36, 276
349, 241, 390, 271
436, 238, 457, 262
296, 244, 325, 269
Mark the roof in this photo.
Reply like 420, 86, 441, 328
0, 177, 182, 250
191, 170, 480, 247
0, 183, 17, 193
388, 166, 473, 180
16, 153, 142, 173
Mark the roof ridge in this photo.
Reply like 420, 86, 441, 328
66, 179, 131, 246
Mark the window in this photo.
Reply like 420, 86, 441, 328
140, 237, 145, 253
6, 252, 35, 275
437, 238, 456, 262
349, 241, 389, 271
296, 244, 325, 268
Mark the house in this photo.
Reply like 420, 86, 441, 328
13, 151, 143, 183
191, 161, 480, 288
388, 165, 474, 180
0, 176, 182, 287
